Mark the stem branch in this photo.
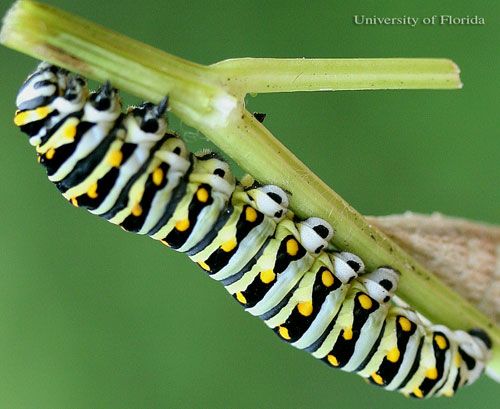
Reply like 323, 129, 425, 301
211, 57, 462, 96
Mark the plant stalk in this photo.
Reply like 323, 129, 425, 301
210, 57, 462, 96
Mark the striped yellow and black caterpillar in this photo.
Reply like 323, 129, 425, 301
13, 62, 492, 398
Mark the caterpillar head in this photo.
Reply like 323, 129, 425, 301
15, 63, 66, 111
298, 217, 334, 254
14, 64, 85, 146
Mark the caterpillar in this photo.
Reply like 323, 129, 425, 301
13, 62, 492, 398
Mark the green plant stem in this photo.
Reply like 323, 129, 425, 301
0, 0, 225, 124
1, 0, 498, 377
211, 58, 462, 96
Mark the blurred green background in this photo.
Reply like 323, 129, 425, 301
0, 0, 498, 408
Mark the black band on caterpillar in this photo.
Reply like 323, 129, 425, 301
13, 62, 492, 398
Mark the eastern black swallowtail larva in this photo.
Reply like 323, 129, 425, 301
13, 62, 492, 398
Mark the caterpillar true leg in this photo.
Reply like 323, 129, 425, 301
13, 62, 492, 398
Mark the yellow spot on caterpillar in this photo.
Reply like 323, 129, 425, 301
278, 326, 291, 340
286, 238, 299, 256
70, 197, 78, 207
245, 207, 257, 222
386, 347, 400, 363
196, 187, 209, 203
108, 150, 123, 167
343, 327, 353, 340
160, 240, 170, 247
235, 292, 247, 304
371, 373, 384, 385
454, 353, 462, 366
260, 269, 276, 284
259, 269, 276, 284
87, 182, 98, 199
45, 148, 56, 160
398, 316, 412, 332
321, 269, 334, 287
358, 293, 373, 310
297, 301, 313, 316
14, 107, 51, 126
152, 167, 164, 186
13, 111, 27, 126
443, 390, 454, 398
426, 367, 438, 380
221, 239, 237, 252
175, 219, 190, 232
434, 334, 448, 350
35, 106, 50, 118
198, 261, 210, 271
412, 388, 424, 399
132, 203, 143, 217
64, 125, 77, 139
327, 355, 339, 366
37, 154, 41, 163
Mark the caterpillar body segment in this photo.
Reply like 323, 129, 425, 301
13, 63, 492, 398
